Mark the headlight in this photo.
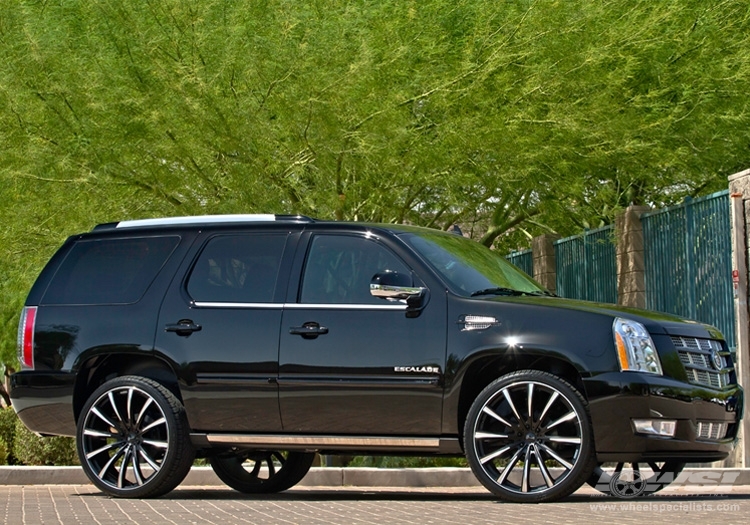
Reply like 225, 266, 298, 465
613, 318, 663, 375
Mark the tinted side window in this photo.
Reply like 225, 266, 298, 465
187, 234, 286, 303
42, 236, 179, 305
300, 235, 411, 304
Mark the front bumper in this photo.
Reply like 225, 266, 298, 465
10, 371, 77, 437
585, 372, 743, 463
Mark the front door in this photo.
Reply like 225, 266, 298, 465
278, 233, 446, 435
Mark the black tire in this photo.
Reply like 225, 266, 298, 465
587, 461, 686, 498
209, 451, 315, 493
76, 375, 195, 498
464, 370, 596, 503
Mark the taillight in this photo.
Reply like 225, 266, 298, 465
17, 306, 37, 369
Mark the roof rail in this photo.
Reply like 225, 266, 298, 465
93, 214, 314, 230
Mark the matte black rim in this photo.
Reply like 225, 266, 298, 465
471, 380, 584, 495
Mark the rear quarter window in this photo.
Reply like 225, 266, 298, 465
41, 236, 179, 305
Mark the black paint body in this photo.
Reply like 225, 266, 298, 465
11, 219, 743, 463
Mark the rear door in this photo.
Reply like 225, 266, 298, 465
278, 231, 447, 435
156, 230, 296, 432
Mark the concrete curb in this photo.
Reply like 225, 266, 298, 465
0, 466, 481, 487
1, 467, 750, 487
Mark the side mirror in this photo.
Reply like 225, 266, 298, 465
370, 271, 424, 301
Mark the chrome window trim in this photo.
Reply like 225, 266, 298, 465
285, 303, 407, 310
193, 301, 406, 311
193, 302, 284, 309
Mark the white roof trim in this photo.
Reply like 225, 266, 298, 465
115, 214, 277, 229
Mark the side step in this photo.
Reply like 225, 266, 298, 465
191, 434, 462, 454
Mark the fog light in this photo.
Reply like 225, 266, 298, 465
633, 419, 677, 437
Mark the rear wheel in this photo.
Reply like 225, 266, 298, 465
587, 461, 686, 497
76, 375, 194, 498
464, 370, 596, 503
209, 450, 315, 493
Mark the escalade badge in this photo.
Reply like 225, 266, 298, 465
394, 366, 441, 374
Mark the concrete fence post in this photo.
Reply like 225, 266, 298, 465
729, 168, 750, 468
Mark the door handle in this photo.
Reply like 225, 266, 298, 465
165, 319, 202, 336
289, 322, 329, 339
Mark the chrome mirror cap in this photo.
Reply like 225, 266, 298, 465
369, 271, 424, 300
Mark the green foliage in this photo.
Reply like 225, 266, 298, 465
1, 1, 750, 368
0, 407, 15, 464
0, 407, 78, 466
13, 417, 79, 466
349, 456, 468, 468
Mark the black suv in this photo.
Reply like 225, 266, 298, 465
11, 215, 743, 502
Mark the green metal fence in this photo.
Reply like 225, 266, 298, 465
554, 225, 617, 303
506, 248, 533, 277
642, 190, 735, 350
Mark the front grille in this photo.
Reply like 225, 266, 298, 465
671, 336, 732, 389
697, 421, 728, 441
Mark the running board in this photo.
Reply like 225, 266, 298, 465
191, 434, 461, 454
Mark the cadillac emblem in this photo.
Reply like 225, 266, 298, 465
710, 348, 725, 370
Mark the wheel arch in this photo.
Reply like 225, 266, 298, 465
461, 366, 597, 502
454, 349, 587, 448
73, 353, 182, 421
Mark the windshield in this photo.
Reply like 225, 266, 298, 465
401, 231, 547, 297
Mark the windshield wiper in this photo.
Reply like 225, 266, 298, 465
470, 287, 525, 297
523, 290, 557, 297
470, 287, 556, 298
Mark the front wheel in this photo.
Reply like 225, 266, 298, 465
209, 451, 315, 493
464, 370, 596, 503
76, 376, 195, 498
